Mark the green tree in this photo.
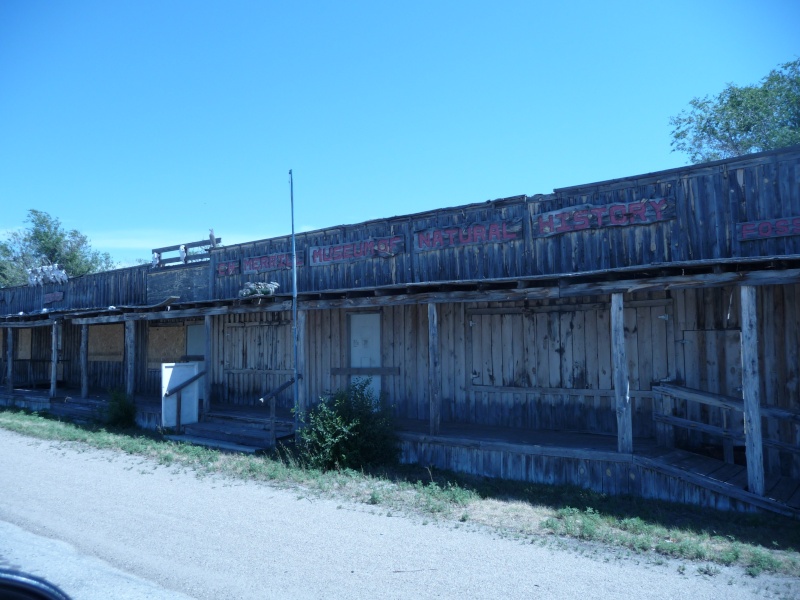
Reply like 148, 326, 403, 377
0, 210, 116, 287
670, 59, 800, 164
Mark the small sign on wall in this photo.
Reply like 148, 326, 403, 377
531, 198, 674, 238
738, 217, 800, 241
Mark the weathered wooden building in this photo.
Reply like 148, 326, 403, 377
3, 146, 800, 516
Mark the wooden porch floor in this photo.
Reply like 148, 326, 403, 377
3, 391, 798, 517
395, 419, 660, 461
397, 419, 800, 518
635, 446, 800, 517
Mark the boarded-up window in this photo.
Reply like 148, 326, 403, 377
89, 324, 124, 362
147, 325, 186, 369
17, 329, 32, 360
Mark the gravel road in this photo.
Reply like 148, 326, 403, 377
0, 429, 796, 600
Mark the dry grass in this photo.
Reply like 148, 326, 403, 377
1, 407, 798, 578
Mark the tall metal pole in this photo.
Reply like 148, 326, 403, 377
290, 170, 300, 434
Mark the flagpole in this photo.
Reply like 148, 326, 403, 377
290, 169, 300, 435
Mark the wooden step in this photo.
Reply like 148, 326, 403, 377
183, 421, 293, 448
184, 422, 271, 446
204, 412, 292, 430
164, 434, 262, 454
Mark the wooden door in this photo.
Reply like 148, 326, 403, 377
349, 313, 381, 397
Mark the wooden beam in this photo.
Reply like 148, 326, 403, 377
428, 303, 442, 435
330, 367, 401, 376
203, 315, 212, 416
740, 285, 765, 496
5, 327, 13, 393
49, 322, 58, 398
125, 320, 136, 397
80, 324, 89, 399
0, 320, 56, 328
652, 413, 745, 443
296, 309, 307, 418
611, 293, 632, 453
559, 267, 800, 297
654, 382, 800, 423
652, 384, 743, 412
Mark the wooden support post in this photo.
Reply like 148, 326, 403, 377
80, 324, 89, 399
5, 328, 13, 394
428, 303, 441, 435
125, 320, 136, 398
49, 322, 58, 398
204, 315, 212, 416
176, 390, 182, 433
611, 293, 633, 453
740, 285, 765, 496
269, 397, 276, 448
296, 310, 307, 418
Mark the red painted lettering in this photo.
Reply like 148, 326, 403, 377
473, 224, 486, 243
444, 229, 458, 246
649, 199, 667, 221
488, 223, 501, 241
589, 207, 606, 224
776, 219, 790, 236
432, 230, 444, 247
628, 202, 647, 223
417, 232, 432, 249
573, 210, 589, 230
537, 215, 554, 234
555, 213, 573, 233
459, 228, 473, 244
502, 222, 517, 240
609, 205, 628, 225
758, 222, 772, 237
740, 223, 757, 239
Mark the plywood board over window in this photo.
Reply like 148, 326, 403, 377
88, 323, 124, 362
147, 325, 186, 370
17, 328, 32, 360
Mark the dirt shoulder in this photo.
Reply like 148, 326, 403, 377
0, 428, 797, 600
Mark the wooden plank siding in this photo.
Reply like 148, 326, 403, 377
1, 266, 149, 316
454, 298, 667, 436
207, 311, 296, 409
656, 284, 800, 478
196, 148, 800, 301
2, 145, 800, 515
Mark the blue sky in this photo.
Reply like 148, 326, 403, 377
1, 0, 798, 265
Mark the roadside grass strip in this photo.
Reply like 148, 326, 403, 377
1, 408, 798, 577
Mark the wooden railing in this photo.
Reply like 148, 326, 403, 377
163, 370, 206, 432
653, 383, 800, 463
258, 377, 297, 446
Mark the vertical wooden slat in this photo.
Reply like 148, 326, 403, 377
49, 322, 58, 398
296, 309, 307, 417
6, 328, 14, 393
453, 303, 466, 421
740, 285, 765, 496
80, 324, 89, 399
612, 293, 632, 453
204, 315, 212, 414
125, 319, 136, 397
428, 303, 441, 435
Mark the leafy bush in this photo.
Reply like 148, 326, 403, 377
297, 379, 398, 471
106, 389, 137, 428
